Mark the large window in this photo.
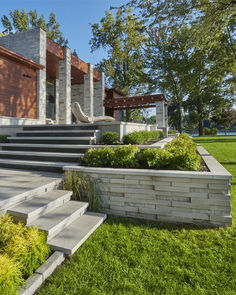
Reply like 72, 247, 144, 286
46, 78, 56, 120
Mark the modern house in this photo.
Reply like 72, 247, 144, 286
0, 28, 168, 133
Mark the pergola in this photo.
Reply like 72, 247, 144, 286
104, 94, 168, 132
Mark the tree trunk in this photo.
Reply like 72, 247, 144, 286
177, 102, 182, 133
225, 127, 227, 135
199, 119, 204, 136
126, 110, 130, 122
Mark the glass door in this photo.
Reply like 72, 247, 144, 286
46, 78, 56, 120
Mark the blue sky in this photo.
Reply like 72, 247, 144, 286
0, 0, 127, 65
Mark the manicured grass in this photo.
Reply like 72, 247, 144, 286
37, 136, 236, 295
194, 135, 236, 225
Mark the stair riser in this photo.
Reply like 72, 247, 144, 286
23, 125, 98, 131
0, 154, 82, 163
16, 132, 96, 137
8, 193, 71, 224
0, 162, 63, 173
8, 139, 93, 144
0, 179, 62, 210
2, 146, 88, 153
46, 207, 88, 241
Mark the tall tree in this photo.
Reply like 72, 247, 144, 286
90, 7, 149, 95
1, 9, 68, 45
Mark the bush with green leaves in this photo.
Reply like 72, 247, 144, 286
123, 130, 163, 144
64, 171, 103, 212
168, 129, 177, 134
82, 133, 200, 171
111, 145, 140, 168
101, 131, 120, 144
0, 254, 23, 295
0, 214, 50, 283
204, 127, 218, 135
0, 134, 8, 143
82, 147, 115, 167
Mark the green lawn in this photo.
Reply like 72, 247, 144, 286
37, 136, 236, 295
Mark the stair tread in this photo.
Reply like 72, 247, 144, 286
0, 150, 84, 157
9, 136, 94, 140
48, 212, 106, 255
18, 130, 98, 133
7, 190, 72, 216
0, 159, 78, 166
0, 143, 98, 148
29, 200, 88, 232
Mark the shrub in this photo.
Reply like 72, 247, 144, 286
0, 134, 8, 143
64, 171, 103, 212
82, 147, 115, 167
0, 214, 50, 278
168, 129, 176, 134
101, 131, 119, 144
138, 148, 172, 168
81, 133, 201, 171
0, 254, 23, 295
111, 145, 140, 168
123, 130, 162, 144
211, 128, 218, 135
204, 127, 218, 136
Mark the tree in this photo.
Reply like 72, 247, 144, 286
90, 7, 149, 121
212, 107, 236, 135
1, 9, 68, 45
128, 0, 235, 134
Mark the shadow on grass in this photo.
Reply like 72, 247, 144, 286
195, 138, 236, 144
220, 162, 236, 165
105, 214, 218, 232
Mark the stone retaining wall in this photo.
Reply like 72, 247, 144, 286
64, 145, 232, 227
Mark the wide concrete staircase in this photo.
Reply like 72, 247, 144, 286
3, 177, 106, 255
0, 124, 99, 172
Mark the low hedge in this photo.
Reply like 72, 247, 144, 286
82, 133, 201, 171
101, 131, 119, 144
0, 214, 50, 294
123, 130, 165, 145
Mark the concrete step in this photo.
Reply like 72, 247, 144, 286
7, 190, 72, 224
0, 143, 96, 153
48, 212, 106, 255
0, 150, 83, 163
0, 177, 62, 210
0, 159, 77, 172
23, 124, 98, 131
29, 201, 89, 240
16, 130, 99, 137
8, 136, 95, 145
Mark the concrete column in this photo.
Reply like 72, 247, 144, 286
55, 79, 59, 124
156, 100, 165, 129
94, 72, 105, 116
59, 47, 71, 124
84, 63, 94, 118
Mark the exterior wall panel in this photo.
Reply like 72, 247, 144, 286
0, 56, 37, 119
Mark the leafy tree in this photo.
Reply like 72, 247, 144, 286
212, 106, 236, 135
90, 6, 150, 121
1, 9, 68, 45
